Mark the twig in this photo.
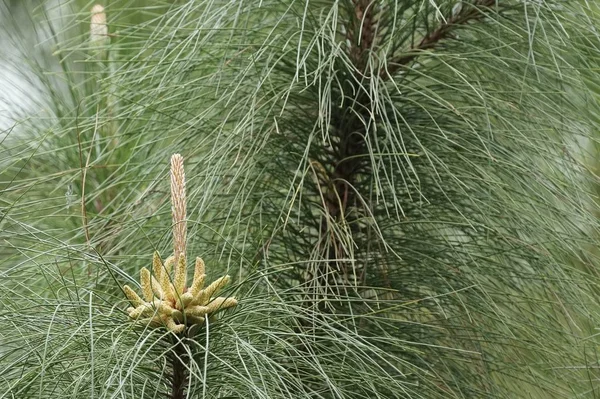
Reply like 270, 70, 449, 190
347, 0, 378, 71
381, 0, 498, 79
170, 336, 189, 399
202, 317, 209, 399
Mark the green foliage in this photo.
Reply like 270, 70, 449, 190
2, 0, 600, 397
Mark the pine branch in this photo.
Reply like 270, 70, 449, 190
347, 0, 377, 71
306, 0, 379, 295
381, 0, 498, 79
308, 0, 502, 304
2, 1, 599, 397
170, 338, 188, 399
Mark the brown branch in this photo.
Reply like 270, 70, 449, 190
301, 2, 379, 298
309, 0, 499, 296
347, 0, 378, 72
170, 337, 189, 399
381, 0, 498, 79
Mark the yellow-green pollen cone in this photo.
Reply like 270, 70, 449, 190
122, 154, 237, 333
124, 252, 237, 333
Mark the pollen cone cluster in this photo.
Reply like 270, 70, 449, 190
123, 252, 237, 333
123, 154, 237, 333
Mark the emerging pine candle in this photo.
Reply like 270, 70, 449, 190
90, 4, 108, 43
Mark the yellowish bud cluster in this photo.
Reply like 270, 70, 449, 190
124, 252, 237, 333
123, 153, 237, 333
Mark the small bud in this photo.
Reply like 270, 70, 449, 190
186, 305, 210, 317
189, 273, 206, 298
194, 257, 205, 282
123, 285, 144, 307
206, 297, 238, 315
128, 304, 153, 319
177, 292, 194, 310
173, 254, 187, 295
150, 275, 164, 300
163, 255, 175, 275
160, 256, 176, 300
152, 251, 163, 281
162, 315, 185, 333
140, 268, 153, 302
195, 275, 231, 305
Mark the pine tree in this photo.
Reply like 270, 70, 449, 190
1, 0, 600, 397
